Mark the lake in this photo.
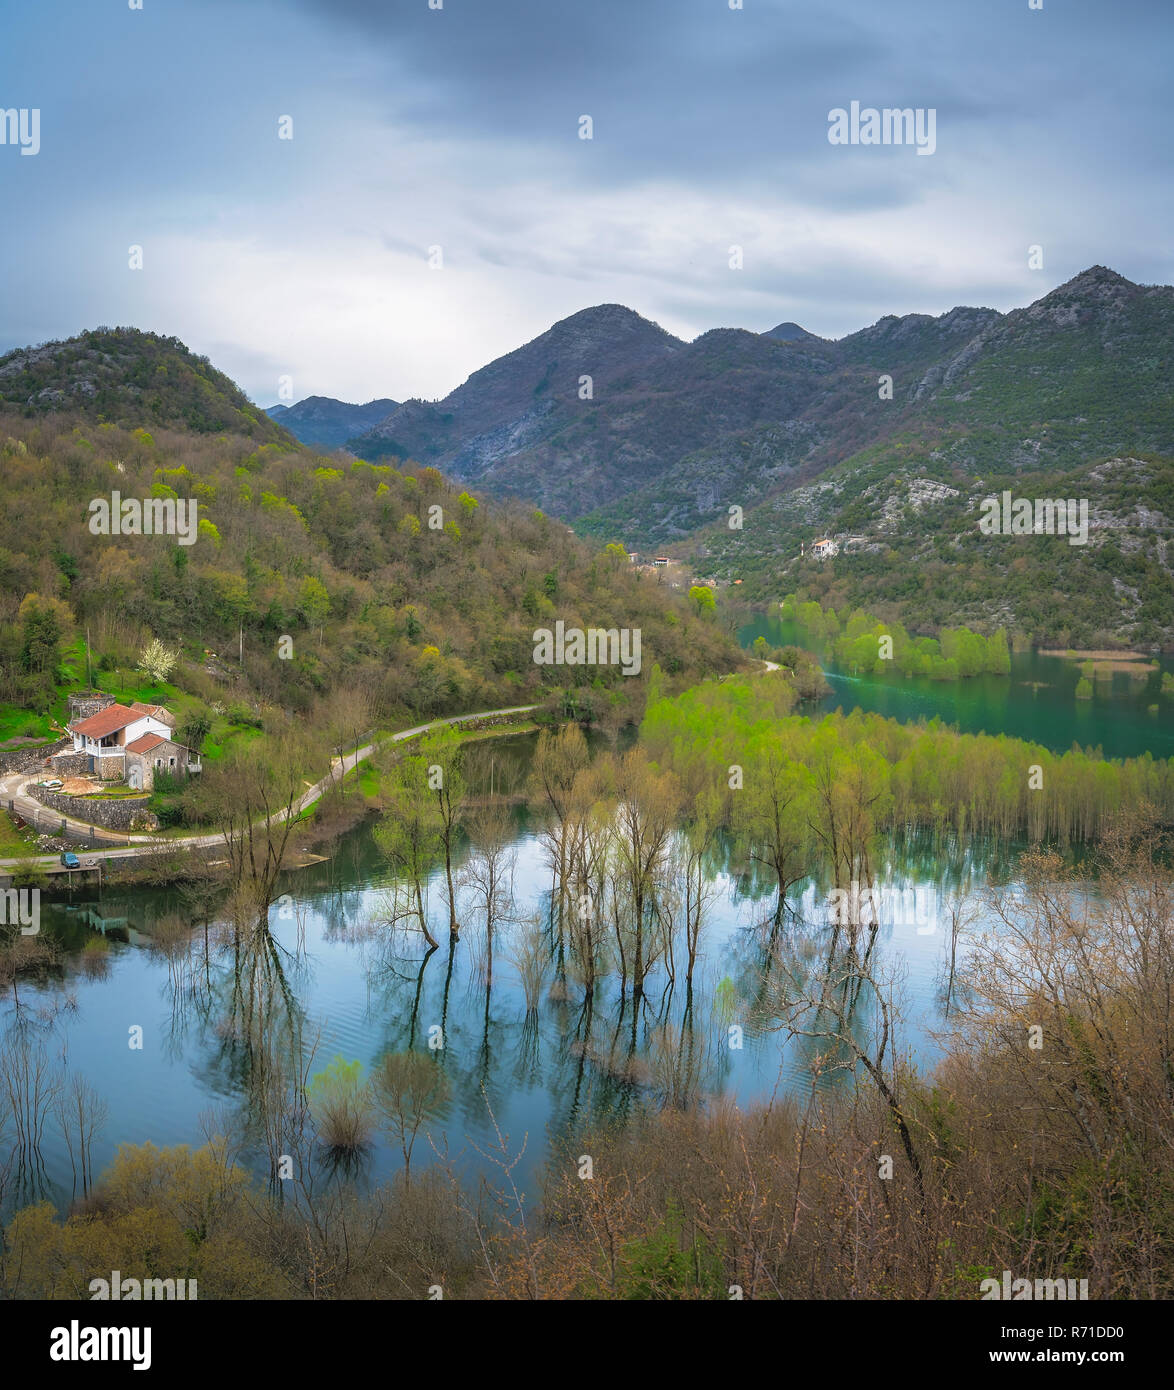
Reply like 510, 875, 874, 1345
739, 613, 1174, 759
9, 621, 1168, 1216
3, 732, 1026, 1214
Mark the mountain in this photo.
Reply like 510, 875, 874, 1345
698, 266, 1174, 648
353, 303, 685, 495
347, 266, 1174, 647
0, 327, 739, 733
266, 395, 398, 449
352, 307, 839, 519
764, 321, 818, 342
0, 327, 287, 442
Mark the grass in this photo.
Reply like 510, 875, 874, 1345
0, 811, 38, 857
77, 786, 150, 800
199, 723, 263, 762
0, 706, 55, 744
93, 668, 178, 707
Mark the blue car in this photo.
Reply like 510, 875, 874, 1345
60, 851, 80, 869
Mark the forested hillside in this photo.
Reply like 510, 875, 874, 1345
707, 452, 1174, 649
0, 328, 286, 442
0, 331, 740, 740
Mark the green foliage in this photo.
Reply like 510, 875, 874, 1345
0, 379, 737, 729
615, 1204, 726, 1300
307, 1055, 373, 1150
642, 674, 1174, 846
785, 595, 1011, 681
19, 593, 71, 680
688, 584, 716, 617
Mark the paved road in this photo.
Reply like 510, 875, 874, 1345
0, 704, 538, 868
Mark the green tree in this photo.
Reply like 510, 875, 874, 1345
688, 584, 716, 617
18, 593, 71, 677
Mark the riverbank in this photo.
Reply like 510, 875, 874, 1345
0, 705, 540, 886
739, 610, 1174, 760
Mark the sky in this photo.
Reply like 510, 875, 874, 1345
1, 0, 1171, 407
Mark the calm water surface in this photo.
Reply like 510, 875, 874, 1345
5, 750, 1023, 1212
739, 614, 1174, 759
11, 616, 1170, 1213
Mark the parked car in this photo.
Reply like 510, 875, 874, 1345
60, 851, 80, 868
40, 778, 62, 789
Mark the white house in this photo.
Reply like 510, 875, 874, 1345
67, 701, 191, 780
810, 537, 839, 559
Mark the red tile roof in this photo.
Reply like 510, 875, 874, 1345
69, 704, 140, 739
125, 732, 167, 754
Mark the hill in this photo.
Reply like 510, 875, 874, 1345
0, 330, 742, 750
337, 266, 1173, 647
694, 268, 1174, 648
267, 395, 399, 449
0, 328, 288, 442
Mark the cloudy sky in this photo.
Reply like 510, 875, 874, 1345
2, 0, 1171, 406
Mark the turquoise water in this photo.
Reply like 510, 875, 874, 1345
739, 614, 1174, 760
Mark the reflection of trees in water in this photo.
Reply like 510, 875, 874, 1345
0, 1018, 61, 1210
180, 901, 315, 1194
235, 816, 1000, 1197
19, 785, 1015, 1209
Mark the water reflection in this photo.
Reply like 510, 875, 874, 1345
3, 749, 1042, 1215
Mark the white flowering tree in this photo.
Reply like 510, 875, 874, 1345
136, 638, 179, 685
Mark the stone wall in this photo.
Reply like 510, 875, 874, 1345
95, 753, 126, 781
66, 691, 117, 722
46, 750, 91, 777
0, 738, 70, 775
28, 784, 157, 832
451, 711, 538, 732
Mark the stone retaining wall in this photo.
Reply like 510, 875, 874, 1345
0, 738, 70, 774
47, 750, 91, 777
28, 784, 157, 832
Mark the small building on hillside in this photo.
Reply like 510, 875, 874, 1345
64, 699, 199, 785
810, 537, 839, 559
124, 732, 197, 790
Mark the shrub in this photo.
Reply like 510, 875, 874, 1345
307, 1055, 373, 1151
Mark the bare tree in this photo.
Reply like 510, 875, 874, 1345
55, 1073, 108, 1199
